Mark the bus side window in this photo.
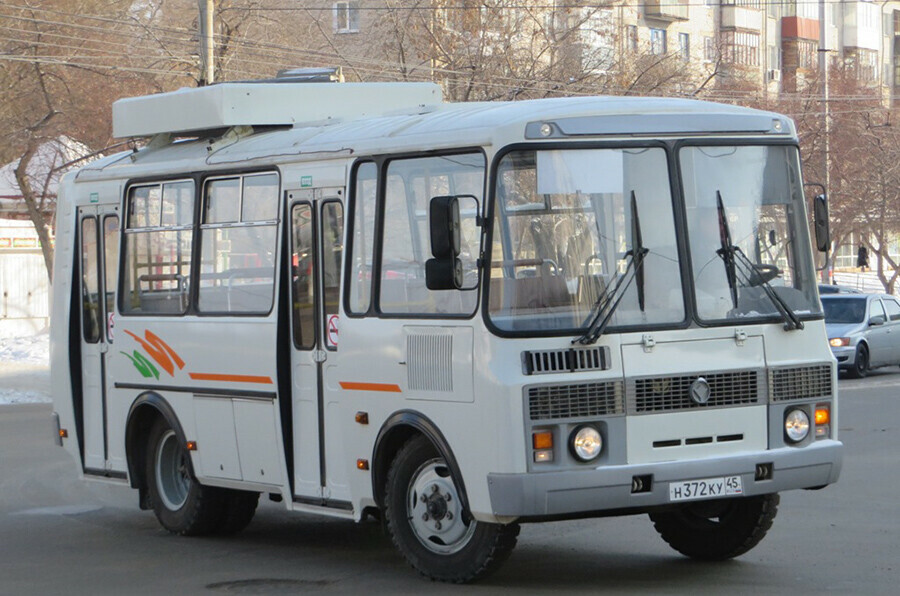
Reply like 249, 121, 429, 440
198, 173, 279, 314
121, 181, 194, 315
81, 217, 101, 343
291, 203, 315, 349
348, 162, 377, 314
322, 201, 343, 321
103, 215, 119, 340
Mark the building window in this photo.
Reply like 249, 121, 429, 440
333, 2, 360, 34
626, 25, 638, 52
650, 28, 667, 55
704, 36, 715, 61
768, 45, 780, 70
679, 32, 690, 61
722, 31, 760, 66
853, 49, 878, 82
795, 38, 818, 70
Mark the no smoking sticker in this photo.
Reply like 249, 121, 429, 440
326, 315, 339, 347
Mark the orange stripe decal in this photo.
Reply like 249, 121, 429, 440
340, 381, 402, 393
189, 372, 273, 384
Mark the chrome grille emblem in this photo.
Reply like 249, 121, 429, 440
689, 377, 711, 405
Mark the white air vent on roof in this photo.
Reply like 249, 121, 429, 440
112, 81, 442, 138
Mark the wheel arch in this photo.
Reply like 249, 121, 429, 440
125, 392, 192, 509
372, 410, 469, 515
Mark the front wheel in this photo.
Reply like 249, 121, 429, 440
145, 418, 223, 536
848, 344, 869, 378
649, 494, 779, 560
384, 436, 519, 583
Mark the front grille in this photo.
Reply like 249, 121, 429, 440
629, 370, 761, 414
770, 364, 832, 402
527, 381, 624, 420
523, 346, 610, 375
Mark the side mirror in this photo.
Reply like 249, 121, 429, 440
869, 315, 886, 326
813, 194, 830, 252
426, 196, 463, 290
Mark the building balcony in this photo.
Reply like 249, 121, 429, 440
644, 0, 689, 22
721, 6, 762, 31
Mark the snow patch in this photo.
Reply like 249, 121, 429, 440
0, 333, 51, 404
0, 387, 49, 405
0, 333, 49, 365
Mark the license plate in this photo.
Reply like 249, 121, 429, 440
668, 475, 743, 502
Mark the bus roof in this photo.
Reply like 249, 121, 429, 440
77, 92, 796, 183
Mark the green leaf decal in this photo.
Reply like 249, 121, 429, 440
121, 350, 160, 380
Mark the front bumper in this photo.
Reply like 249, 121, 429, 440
830, 346, 855, 368
487, 440, 842, 518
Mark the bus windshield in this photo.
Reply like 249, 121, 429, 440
680, 145, 821, 323
487, 147, 684, 334
486, 144, 821, 335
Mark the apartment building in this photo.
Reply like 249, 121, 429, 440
320, 2, 899, 103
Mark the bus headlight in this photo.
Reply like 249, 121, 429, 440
784, 409, 810, 443
570, 425, 602, 462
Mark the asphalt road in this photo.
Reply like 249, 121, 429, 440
1, 371, 898, 595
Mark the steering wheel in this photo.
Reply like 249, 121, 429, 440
748, 263, 780, 286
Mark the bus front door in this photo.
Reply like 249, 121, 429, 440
76, 206, 120, 474
288, 191, 344, 504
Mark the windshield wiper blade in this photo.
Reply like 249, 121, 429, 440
715, 191, 739, 310
574, 193, 648, 345
629, 191, 647, 312
715, 192, 803, 331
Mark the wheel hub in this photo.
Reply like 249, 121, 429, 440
407, 460, 475, 554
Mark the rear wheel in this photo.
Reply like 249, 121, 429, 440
384, 435, 519, 583
145, 418, 223, 536
649, 494, 779, 560
848, 344, 869, 378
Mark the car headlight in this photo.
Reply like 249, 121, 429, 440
784, 408, 810, 443
829, 337, 850, 347
570, 425, 603, 462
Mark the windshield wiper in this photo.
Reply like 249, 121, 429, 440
715, 191, 739, 310
574, 191, 648, 345
715, 192, 803, 331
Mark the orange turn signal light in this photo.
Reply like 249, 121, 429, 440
357, 459, 369, 470
355, 411, 369, 425
815, 407, 830, 426
186, 441, 198, 451
59, 429, 68, 438
533, 431, 553, 450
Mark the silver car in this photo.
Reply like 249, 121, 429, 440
822, 293, 900, 377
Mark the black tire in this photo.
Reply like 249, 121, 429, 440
216, 489, 259, 536
384, 435, 519, 583
848, 344, 869, 379
145, 418, 223, 536
649, 493, 779, 561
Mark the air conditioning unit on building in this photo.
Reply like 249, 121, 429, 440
767, 69, 782, 82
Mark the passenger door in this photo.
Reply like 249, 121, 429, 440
77, 206, 120, 473
287, 189, 345, 503
881, 297, 900, 363
865, 298, 890, 368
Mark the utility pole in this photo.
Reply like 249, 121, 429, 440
198, 0, 215, 86
818, 0, 831, 281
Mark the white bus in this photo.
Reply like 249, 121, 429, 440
51, 78, 842, 582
